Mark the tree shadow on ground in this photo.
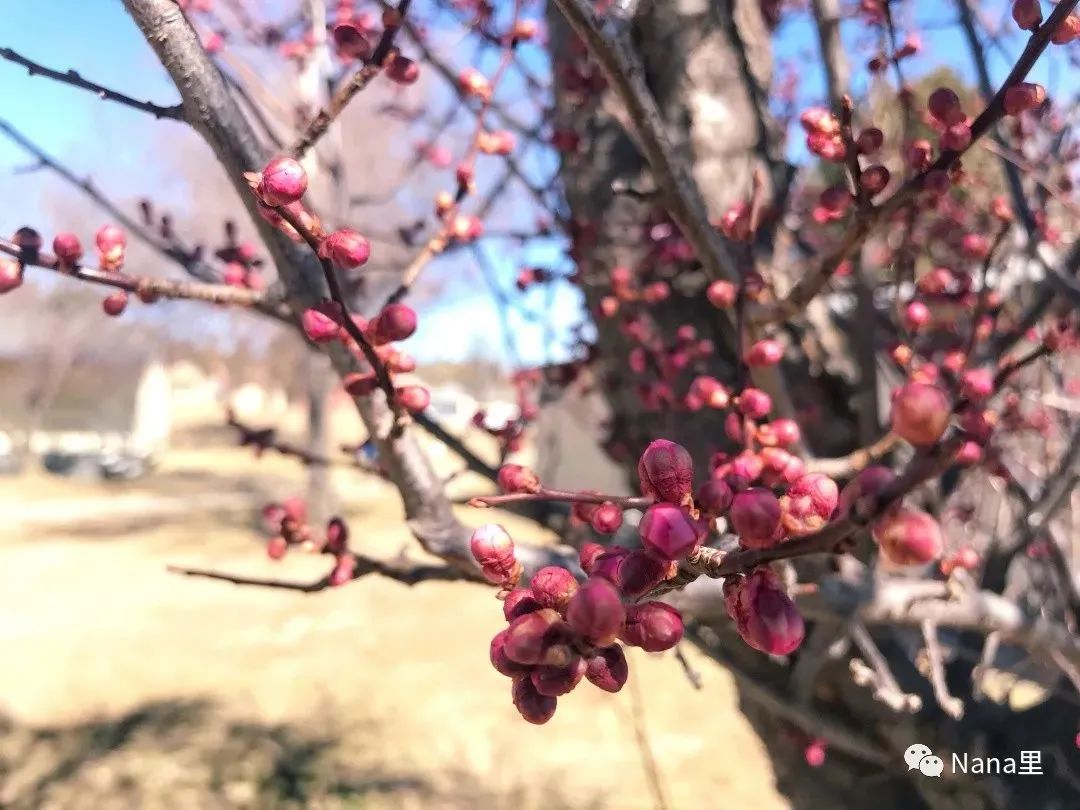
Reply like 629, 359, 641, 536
0, 699, 597, 809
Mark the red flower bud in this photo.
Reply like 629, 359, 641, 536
266, 535, 287, 560
622, 601, 683, 652
1003, 82, 1045, 116
855, 127, 884, 154
343, 372, 377, 396
590, 502, 623, 534
511, 677, 557, 724
530, 566, 579, 611
617, 550, 669, 598
927, 87, 965, 126
689, 376, 730, 408
531, 655, 586, 697
52, 232, 83, 266
318, 228, 371, 269
490, 629, 532, 677
396, 385, 430, 412
498, 463, 541, 493
459, 67, 491, 99
891, 382, 951, 446
940, 122, 972, 152
726, 568, 804, 655
386, 54, 419, 84
860, 165, 890, 195
0, 259, 24, 293
637, 439, 694, 503
838, 465, 897, 518
301, 301, 343, 343
1012, 0, 1042, 30
639, 503, 706, 560
102, 291, 129, 316
332, 22, 372, 59
719, 202, 752, 241
1050, 12, 1079, 44
737, 388, 772, 419
504, 608, 563, 665
324, 516, 348, 555
745, 338, 783, 367
960, 367, 994, 402
780, 473, 838, 536
696, 479, 733, 515
904, 300, 930, 330
872, 507, 943, 565
369, 303, 417, 344
95, 224, 126, 269
470, 523, 519, 584
503, 587, 542, 621
566, 577, 626, 646
329, 552, 357, 586
706, 280, 737, 308
578, 542, 606, 574
730, 488, 783, 548
257, 156, 308, 207
585, 645, 628, 693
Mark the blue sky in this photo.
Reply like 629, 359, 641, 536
1, 1, 1074, 366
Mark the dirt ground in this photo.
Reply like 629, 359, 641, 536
0, 444, 789, 809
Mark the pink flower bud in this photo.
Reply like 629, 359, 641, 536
855, 127, 884, 154
0, 259, 24, 293
719, 202, 752, 241
904, 300, 930, 330
503, 587, 542, 621
726, 568, 805, 655
637, 439, 694, 503
343, 372, 376, 397
301, 301, 343, 343
1050, 12, 1079, 44
95, 224, 126, 269
566, 577, 626, 646
871, 507, 943, 565
706, 280, 737, 308
531, 655, 586, 696
1003, 82, 1046, 116
511, 677, 557, 724
459, 67, 491, 99
737, 388, 772, 419
102, 291, 129, 316
1012, 0, 1042, 30
729, 488, 783, 548
696, 479, 733, 515
590, 502, 623, 534
266, 535, 287, 560
329, 552, 357, 586
504, 608, 563, 665
589, 546, 630, 583
940, 122, 972, 152
960, 367, 994, 402
490, 629, 532, 677
617, 550, 669, 598
780, 473, 838, 537
689, 376, 730, 408
745, 338, 784, 367
396, 385, 430, 412
369, 303, 417, 344
318, 228, 371, 269
578, 542, 606, 574
860, 165, 890, 195
622, 601, 683, 652
386, 54, 419, 84
324, 516, 349, 555
52, 232, 83, 266
639, 503, 706, 560
585, 645, 628, 692
838, 465, 897, 518
905, 139, 933, 171
332, 22, 372, 59
530, 566, 579, 611
470, 523, 519, 584
498, 463, 541, 493
891, 382, 951, 446
257, 156, 308, 207
927, 87, 965, 126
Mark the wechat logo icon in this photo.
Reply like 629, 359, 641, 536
905, 743, 943, 777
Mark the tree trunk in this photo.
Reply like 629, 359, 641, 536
546, 3, 1080, 807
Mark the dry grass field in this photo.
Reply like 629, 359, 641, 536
0, 443, 788, 809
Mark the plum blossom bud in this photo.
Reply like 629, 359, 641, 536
730, 488, 783, 548
622, 601, 684, 652
706, 280, 737, 308
318, 228, 371, 269
396, 385, 430, 412
332, 22, 371, 59
503, 588, 542, 621
52, 233, 83, 266
532, 655, 586, 697
905, 139, 933, 171
872, 507, 943, 565
639, 503, 706, 560
719, 202, 752, 241
511, 19, 538, 41
737, 388, 772, 419
860, 165, 890, 195
637, 439, 694, 503
1049, 12, 1079, 44
578, 542, 606, 574
343, 372, 376, 396
689, 376, 730, 409
497, 464, 540, 495
745, 338, 783, 367
904, 301, 930, 330
891, 382, 951, 447
838, 465, 897, 518
490, 629, 531, 677
726, 568, 805, 655
368, 303, 416, 344
504, 608, 563, 665
960, 367, 994, 402
511, 677, 557, 724
386, 54, 419, 84
1003, 82, 1046, 116
991, 196, 1014, 222
780, 473, 839, 536
530, 566, 579, 611
1012, 0, 1042, 30
940, 122, 972, 152
102, 291, 129, 316
459, 67, 491, 99
696, 479, 733, 515
566, 577, 626, 646
256, 157, 308, 206
855, 127, 884, 154
591, 502, 623, 534
324, 517, 349, 555
95, 224, 126, 269
585, 645, 628, 692
961, 233, 990, 259
590, 546, 629, 583
470, 524, 520, 585
617, 550, 671, 598
927, 87, 965, 126
328, 553, 357, 586
301, 301, 343, 343
0, 259, 24, 293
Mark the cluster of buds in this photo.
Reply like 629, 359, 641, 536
800, 107, 845, 162
215, 233, 264, 291
474, 523, 683, 724
262, 498, 357, 585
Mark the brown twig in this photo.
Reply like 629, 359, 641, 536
469, 487, 652, 510
920, 620, 965, 719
